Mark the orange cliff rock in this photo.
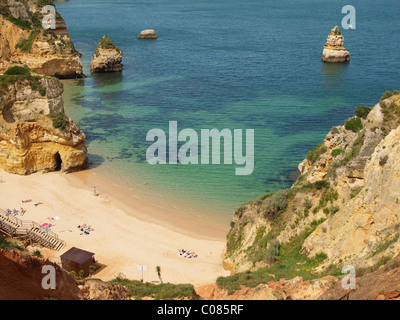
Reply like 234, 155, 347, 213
0, 0, 84, 78
322, 26, 350, 63
0, 74, 88, 174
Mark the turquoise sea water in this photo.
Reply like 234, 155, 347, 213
57, 0, 400, 222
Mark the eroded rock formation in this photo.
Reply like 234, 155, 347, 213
137, 29, 158, 39
90, 35, 123, 73
322, 26, 350, 63
0, 0, 84, 78
0, 71, 88, 174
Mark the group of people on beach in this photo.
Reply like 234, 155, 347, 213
178, 249, 198, 259
5, 208, 26, 217
77, 224, 95, 235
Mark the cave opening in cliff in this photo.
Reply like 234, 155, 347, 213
54, 152, 62, 171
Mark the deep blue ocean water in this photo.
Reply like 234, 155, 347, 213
57, 0, 400, 221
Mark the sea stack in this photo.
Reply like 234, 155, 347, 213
90, 35, 123, 73
0, 67, 88, 174
138, 29, 158, 39
322, 26, 350, 63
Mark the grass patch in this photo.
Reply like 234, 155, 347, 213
381, 91, 394, 101
4, 14, 32, 30
307, 143, 327, 164
15, 30, 40, 53
98, 35, 121, 52
217, 221, 329, 293
332, 148, 345, 157
36, 0, 54, 7
109, 277, 198, 300
340, 132, 365, 166
47, 112, 69, 130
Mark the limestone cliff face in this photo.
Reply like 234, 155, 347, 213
0, 73, 88, 174
0, 0, 84, 78
301, 116, 400, 269
322, 26, 350, 63
223, 92, 400, 275
90, 35, 123, 73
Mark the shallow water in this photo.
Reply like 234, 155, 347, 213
58, 0, 400, 222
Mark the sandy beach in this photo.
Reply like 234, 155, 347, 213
0, 169, 231, 286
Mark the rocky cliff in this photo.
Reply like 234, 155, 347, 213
222, 90, 400, 283
0, 248, 133, 300
0, 67, 88, 174
90, 35, 123, 73
0, 0, 84, 78
322, 26, 350, 63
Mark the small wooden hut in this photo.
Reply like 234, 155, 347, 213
60, 247, 95, 277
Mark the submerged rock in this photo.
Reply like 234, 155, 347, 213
137, 29, 158, 39
90, 35, 123, 73
322, 26, 350, 63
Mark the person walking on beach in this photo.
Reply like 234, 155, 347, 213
93, 186, 97, 197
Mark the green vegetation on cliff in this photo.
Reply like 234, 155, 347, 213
47, 112, 69, 130
110, 274, 198, 300
15, 30, 40, 53
218, 220, 334, 293
99, 35, 121, 52
222, 90, 400, 294
1, 67, 48, 97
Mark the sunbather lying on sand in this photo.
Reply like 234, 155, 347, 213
178, 249, 198, 259
77, 224, 95, 235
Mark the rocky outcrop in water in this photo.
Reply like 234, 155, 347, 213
322, 26, 350, 63
0, 0, 84, 78
138, 29, 158, 39
0, 68, 88, 174
90, 35, 123, 73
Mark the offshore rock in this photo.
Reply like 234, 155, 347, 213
137, 29, 158, 39
90, 35, 123, 73
322, 26, 350, 63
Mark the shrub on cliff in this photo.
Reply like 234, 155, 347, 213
48, 112, 69, 130
354, 105, 372, 119
345, 117, 363, 133
307, 143, 327, 164
262, 189, 293, 221
381, 91, 394, 101
4, 66, 30, 76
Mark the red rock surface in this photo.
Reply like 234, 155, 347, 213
0, 249, 81, 300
